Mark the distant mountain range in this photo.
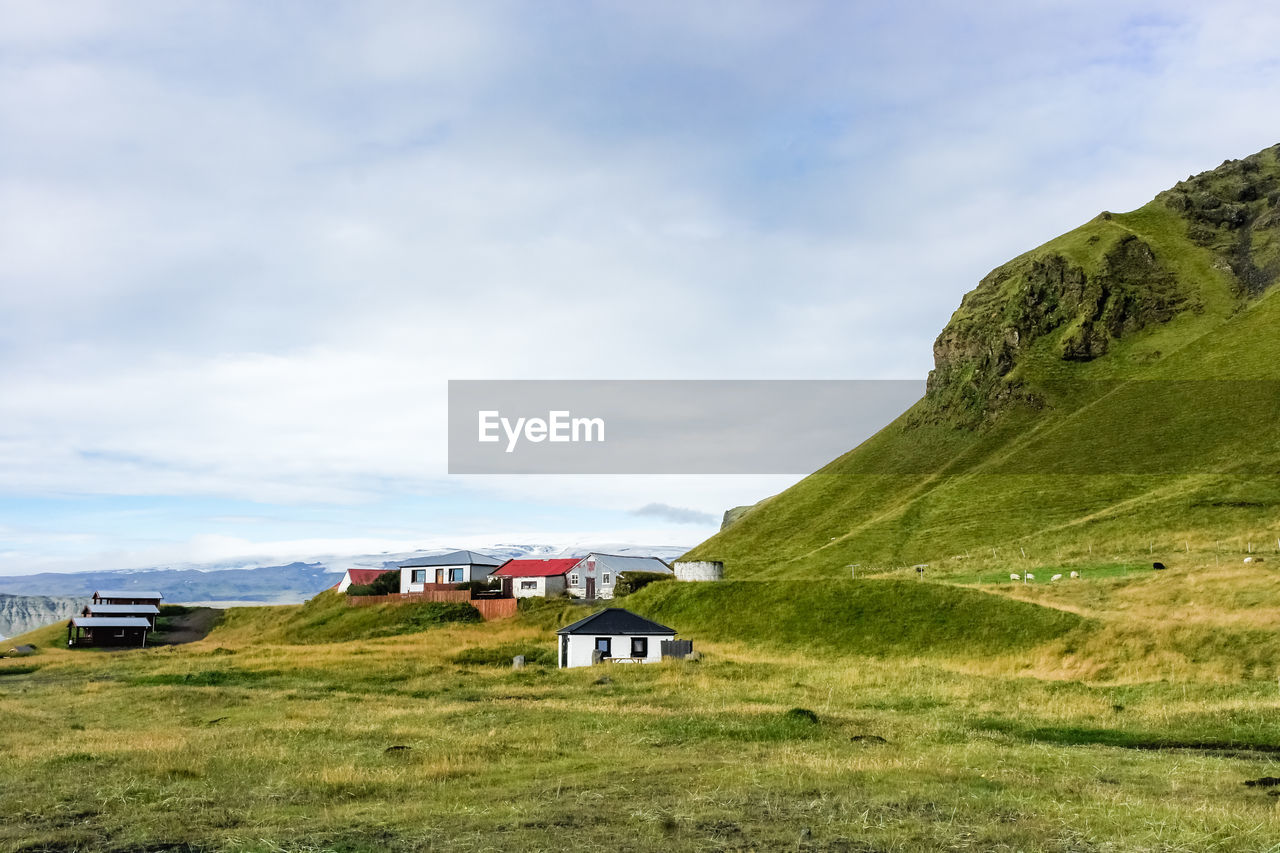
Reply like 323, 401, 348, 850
0, 543, 690, 605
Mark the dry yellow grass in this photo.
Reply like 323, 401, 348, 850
5, 578, 1280, 850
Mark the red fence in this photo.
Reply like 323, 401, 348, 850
346, 591, 517, 621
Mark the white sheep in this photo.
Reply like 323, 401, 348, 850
1244, 556, 1254, 564
1024, 573, 1035, 581
1010, 573, 1020, 581
1051, 573, 1063, 582
1070, 571, 1079, 579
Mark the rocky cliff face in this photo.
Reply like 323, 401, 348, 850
1159, 147, 1280, 295
922, 144, 1280, 426
0, 594, 86, 641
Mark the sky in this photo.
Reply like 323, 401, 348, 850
2, 1, 1279, 574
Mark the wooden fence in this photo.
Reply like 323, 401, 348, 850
661, 639, 694, 659
468, 598, 517, 621
346, 590, 516, 621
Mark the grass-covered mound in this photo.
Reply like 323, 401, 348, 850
210, 590, 480, 644
625, 579, 1088, 658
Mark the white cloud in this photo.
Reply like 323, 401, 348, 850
2, 1, 1280, 572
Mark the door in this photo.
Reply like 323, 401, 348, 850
435, 568, 444, 584
560, 635, 569, 668
585, 576, 596, 600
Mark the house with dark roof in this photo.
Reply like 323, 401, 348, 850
397, 550, 505, 592
555, 608, 679, 668
564, 553, 673, 600
490, 558, 580, 599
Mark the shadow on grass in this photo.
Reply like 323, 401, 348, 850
975, 717, 1280, 754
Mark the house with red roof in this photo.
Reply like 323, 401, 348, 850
334, 568, 392, 593
490, 558, 581, 599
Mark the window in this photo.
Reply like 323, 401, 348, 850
594, 637, 612, 657
520, 580, 537, 590
448, 568, 464, 583
411, 569, 426, 584
630, 637, 647, 658
569, 574, 579, 586
602, 573, 611, 585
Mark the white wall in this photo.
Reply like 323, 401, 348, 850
560, 633, 673, 668
673, 561, 724, 582
507, 573, 568, 599
511, 576, 546, 599
565, 559, 619, 600
400, 564, 478, 593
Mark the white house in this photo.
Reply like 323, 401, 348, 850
556, 608, 678, 669
397, 550, 505, 593
489, 558, 578, 599
563, 553, 673, 600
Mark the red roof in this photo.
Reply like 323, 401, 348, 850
491, 558, 581, 578
345, 569, 390, 585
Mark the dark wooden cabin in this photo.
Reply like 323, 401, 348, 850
67, 616, 151, 648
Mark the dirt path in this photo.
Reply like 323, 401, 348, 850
152, 607, 223, 645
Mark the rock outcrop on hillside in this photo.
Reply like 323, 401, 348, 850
922, 143, 1280, 426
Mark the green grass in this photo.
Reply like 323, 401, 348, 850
6, 587, 1280, 851
625, 579, 1087, 658
210, 591, 481, 644
450, 641, 557, 667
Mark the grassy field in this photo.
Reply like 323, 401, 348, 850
5, 581, 1280, 852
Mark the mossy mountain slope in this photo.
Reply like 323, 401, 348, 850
688, 143, 1280, 577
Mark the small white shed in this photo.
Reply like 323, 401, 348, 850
555, 608, 678, 669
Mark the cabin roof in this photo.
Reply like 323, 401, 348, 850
83, 604, 160, 615
491, 558, 581, 578
70, 617, 152, 628
582, 553, 673, 575
92, 590, 163, 600
556, 608, 677, 636
397, 550, 504, 568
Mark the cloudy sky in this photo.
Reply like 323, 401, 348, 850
2, 1, 1278, 574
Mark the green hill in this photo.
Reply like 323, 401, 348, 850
625, 579, 1087, 658
687, 143, 1280, 577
